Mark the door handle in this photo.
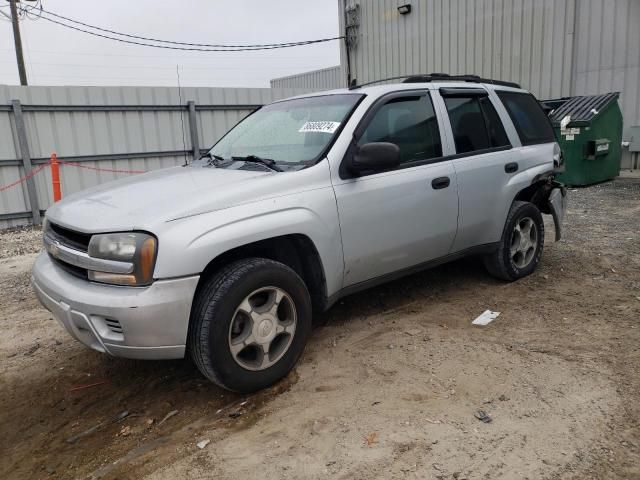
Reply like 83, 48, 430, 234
431, 176, 450, 190
505, 162, 519, 173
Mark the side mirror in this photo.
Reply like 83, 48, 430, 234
350, 142, 400, 173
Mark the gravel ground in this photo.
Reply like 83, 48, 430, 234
0, 226, 42, 259
0, 179, 638, 480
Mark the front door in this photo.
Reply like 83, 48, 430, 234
332, 91, 459, 287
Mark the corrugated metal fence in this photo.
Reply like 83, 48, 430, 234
271, 65, 345, 90
0, 85, 307, 229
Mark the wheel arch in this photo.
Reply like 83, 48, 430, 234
512, 171, 555, 214
194, 234, 328, 312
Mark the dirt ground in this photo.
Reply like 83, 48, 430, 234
1, 179, 639, 480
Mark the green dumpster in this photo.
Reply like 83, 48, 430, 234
542, 93, 623, 186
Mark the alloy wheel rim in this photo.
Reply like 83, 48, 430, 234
228, 286, 297, 371
510, 217, 538, 269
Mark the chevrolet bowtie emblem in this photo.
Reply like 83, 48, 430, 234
48, 240, 61, 258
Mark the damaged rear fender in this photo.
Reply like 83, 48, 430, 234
514, 174, 567, 241
548, 185, 568, 241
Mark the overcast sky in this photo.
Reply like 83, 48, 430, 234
0, 0, 340, 87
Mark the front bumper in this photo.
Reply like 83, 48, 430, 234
31, 252, 199, 359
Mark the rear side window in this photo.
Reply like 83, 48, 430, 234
497, 91, 555, 145
444, 96, 509, 154
480, 97, 510, 147
359, 94, 442, 164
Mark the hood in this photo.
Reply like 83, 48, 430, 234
46, 165, 275, 232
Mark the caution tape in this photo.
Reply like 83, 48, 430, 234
0, 163, 49, 193
0, 157, 146, 193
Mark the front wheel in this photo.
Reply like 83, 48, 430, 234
188, 258, 312, 393
484, 201, 544, 281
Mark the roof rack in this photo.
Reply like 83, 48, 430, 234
403, 73, 520, 88
349, 73, 521, 90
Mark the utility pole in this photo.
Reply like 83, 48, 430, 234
9, 0, 28, 85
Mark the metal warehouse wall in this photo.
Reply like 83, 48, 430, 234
573, 0, 640, 169
0, 85, 306, 229
338, 0, 640, 168
270, 65, 345, 90
340, 0, 575, 98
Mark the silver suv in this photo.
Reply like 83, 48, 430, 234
32, 75, 567, 393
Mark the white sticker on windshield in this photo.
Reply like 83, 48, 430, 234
298, 121, 341, 134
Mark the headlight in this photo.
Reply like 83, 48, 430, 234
87, 232, 157, 286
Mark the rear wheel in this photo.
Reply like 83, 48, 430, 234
189, 258, 312, 393
484, 201, 544, 281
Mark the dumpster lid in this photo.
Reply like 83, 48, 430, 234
544, 92, 619, 126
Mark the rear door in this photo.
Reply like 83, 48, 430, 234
438, 88, 556, 252
332, 90, 459, 287
436, 88, 516, 252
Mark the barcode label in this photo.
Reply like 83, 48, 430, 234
298, 121, 341, 134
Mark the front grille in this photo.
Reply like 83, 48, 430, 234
49, 222, 91, 252
46, 221, 91, 278
52, 257, 88, 280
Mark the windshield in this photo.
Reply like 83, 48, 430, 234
207, 94, 363, 167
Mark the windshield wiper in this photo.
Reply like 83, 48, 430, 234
233, 155, 283, 172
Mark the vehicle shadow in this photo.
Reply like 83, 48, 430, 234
314, 255, 496, 327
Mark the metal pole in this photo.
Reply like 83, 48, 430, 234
344, 36, 352, 88
568, 0, 579, 96
11, 99, 41, 225
9, 0, 28, 86
342, 1, 352, 87
187, 100, 200, 160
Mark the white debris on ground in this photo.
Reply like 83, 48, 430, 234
196, 439, 210, 449
472, 310, 501, 326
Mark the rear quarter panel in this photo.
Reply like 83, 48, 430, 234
451, 144, 555, 251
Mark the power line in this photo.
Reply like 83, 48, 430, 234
36, 5, 338, 48
0, 59, 333, 71
1, 2, 344, 52
33, 14, 342, 52
0, 48, 337, 61
20, 0, 43, 21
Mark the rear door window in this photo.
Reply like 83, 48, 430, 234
358, 94, 442, 164
496, 91, 555, 145
479, 97, 510, 147
444, 95, 509, 154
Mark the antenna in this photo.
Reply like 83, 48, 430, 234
176, 64, 188, 166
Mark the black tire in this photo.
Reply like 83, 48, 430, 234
484, 201, 544, 281
188, 258, 312, 393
